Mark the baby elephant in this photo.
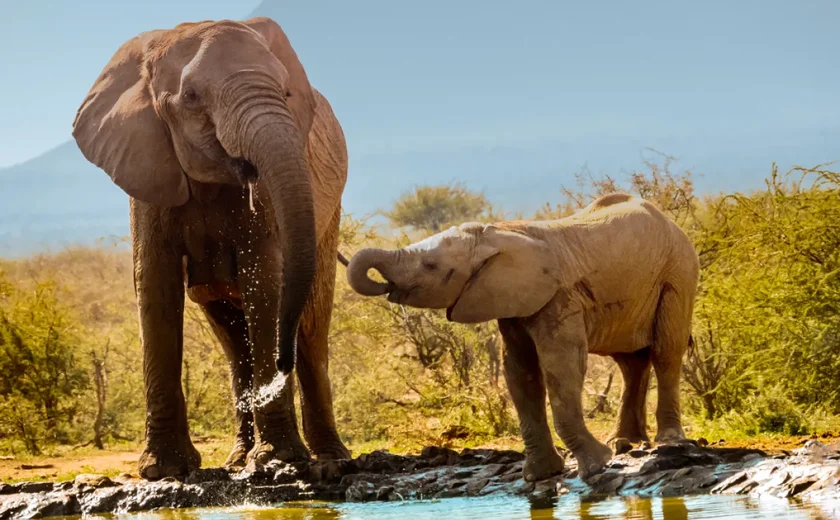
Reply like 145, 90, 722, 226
347, 193, 699, 480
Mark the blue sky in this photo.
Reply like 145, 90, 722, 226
1, 0, 838, 173
0, 0, 260, 168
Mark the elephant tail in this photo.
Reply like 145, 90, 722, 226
337, 251, 350, 267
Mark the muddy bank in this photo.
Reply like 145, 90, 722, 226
2, 440, 839, 518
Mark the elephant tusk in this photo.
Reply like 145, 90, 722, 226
247, 179, 256, 213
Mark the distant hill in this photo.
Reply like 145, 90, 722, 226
0, 141, 129, 257
1, 0, 838, 257
2, 129, 837, 257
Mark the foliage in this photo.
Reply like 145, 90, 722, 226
0, 278, 88, 453
384, 182, 496, 232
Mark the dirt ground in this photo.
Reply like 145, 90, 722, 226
2, 431, 837, 484
0, 439, 232, 484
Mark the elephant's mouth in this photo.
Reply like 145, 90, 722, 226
445, 297, 461, 321
226, 156, 259, 186
385, 283, 413, 304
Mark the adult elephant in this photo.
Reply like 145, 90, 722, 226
72, 17, 351, 479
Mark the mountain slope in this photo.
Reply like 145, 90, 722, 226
2, 129, 837, 257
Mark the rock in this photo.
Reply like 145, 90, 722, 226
697, 437, 709, 447
113, 473, 135, 483
472, 463, 507, 479
18, 481, 55, 494
435, 481, 468, 498
652, 443, 696, 457
421, 446, 459, 462
712, 472, 748, 493
510, 478, 535, 494
184, 468, 230, 485
671, 467, 692, 480
0, 483, 19, 495
376, 485, 394, 500
466, 478, 490, 496
484, 450, 525, 465
451, 468, 475, 479
699, 473, 719, 488
73, 474, 115, 488
23, 493, 81, 518
786, 477, 818, 497
599, 475, 625, 494
741, 453, 763, 463
2, 444, 839, 517
272, 464, 306, 484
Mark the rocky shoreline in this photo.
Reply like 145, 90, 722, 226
2, 440, 839, 518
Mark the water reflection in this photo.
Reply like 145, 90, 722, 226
108, 494, 830, 520
126, 502, 343, 520
530, 494, 813, 520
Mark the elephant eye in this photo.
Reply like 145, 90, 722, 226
422, 260, 438, 271
182, 87, 200, 106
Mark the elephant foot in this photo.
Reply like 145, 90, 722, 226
523, 449, 566, 482
607, 437, 634, 455
575, 441, 613, 481
312, 443, 351, 461
655, 426, 687, 444
223, 438, 253, 470
247, 438, 311, 468
607, 426, 651, 446
139, 436, 201, 480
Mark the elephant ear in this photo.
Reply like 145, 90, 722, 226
72, 31, 189, 207
243, 17, 316, 138
305, 89, 349, 243
448, 226, 561, 323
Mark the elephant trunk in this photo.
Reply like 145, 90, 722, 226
347, 248, 398, 296
216, 75, 316, 376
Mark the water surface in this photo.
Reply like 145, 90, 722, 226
85, 494, 840, 519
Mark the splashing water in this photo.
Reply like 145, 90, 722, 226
234, 388, 252, 413
253, 372, 288, 408
235, 372, 289, 412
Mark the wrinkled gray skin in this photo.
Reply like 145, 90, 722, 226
72, 18, 350, 480
348, 193, 700, 481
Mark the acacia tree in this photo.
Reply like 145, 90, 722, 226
384, 182, 495, 232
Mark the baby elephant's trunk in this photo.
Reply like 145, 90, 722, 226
346, 248, 397, 296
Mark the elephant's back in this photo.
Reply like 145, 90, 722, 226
560, 200, 693, 354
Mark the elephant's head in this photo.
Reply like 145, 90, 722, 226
72, 18, 319, 375
347, 223, 562, 323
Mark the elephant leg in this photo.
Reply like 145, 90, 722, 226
652, 285, 691, 443
132, 204, 200, 480
200, 300, 254, 469
526, 307, 611, 480
297, 208, 350, 460
497, 318, 565, 482
238, 252, 309, 465
608, 347, 652, 444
